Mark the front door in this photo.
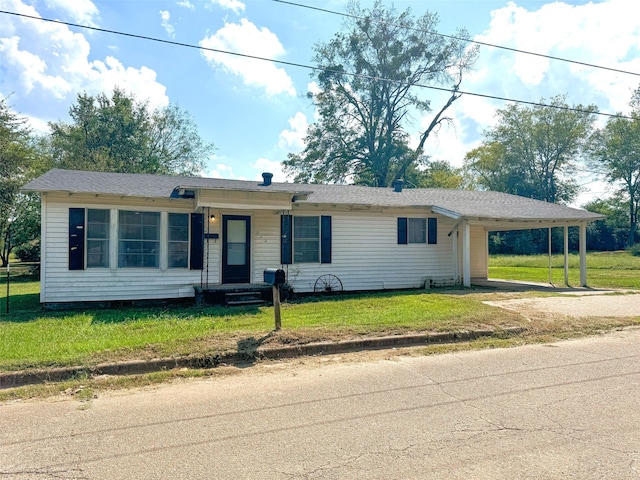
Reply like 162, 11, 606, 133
222, 215, 251, 283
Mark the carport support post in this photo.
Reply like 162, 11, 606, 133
462, 222, 471, 288
564, 226, 569, 286
579, 222, 587, 287
272, 285, 281, 331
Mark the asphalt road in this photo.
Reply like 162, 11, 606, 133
1, 329, 639, 479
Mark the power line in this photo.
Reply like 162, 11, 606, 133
0, 9, 633, 120
273, 0, 640, 78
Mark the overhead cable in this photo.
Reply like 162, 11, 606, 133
273, 0, 640, 78
0, 9, 633, 120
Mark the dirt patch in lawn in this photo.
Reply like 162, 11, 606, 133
484, 292, 640, 319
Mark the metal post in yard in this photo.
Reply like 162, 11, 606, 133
272, 285, 281, 331
5, 260, 9, 315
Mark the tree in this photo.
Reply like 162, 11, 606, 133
583, 197, 630, 251
284, 1, 478, 187
413, 160, 465, 189
50, 88, 214, 176
465, 96, 597, 204
591, 86, 640, 247
0, 99, 45, 266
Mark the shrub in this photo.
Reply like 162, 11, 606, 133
14, 241, 40, 262
628, 243, 640, 257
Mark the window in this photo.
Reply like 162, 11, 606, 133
408, 218, 426, 244
118, 211, 160, 268
294, 216, 320, 263
87, 209, 110, 268
398, 217, 437, 245
168, 213, 189, 268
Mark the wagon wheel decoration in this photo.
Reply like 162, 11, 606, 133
313, 274, 343, 293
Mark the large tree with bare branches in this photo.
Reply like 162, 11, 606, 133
283, 0, 478, 187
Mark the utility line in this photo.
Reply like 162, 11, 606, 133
273, 0, 640, 78
0, 9, 633, 120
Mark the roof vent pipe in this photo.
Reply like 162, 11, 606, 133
260, 172, 273, 186
393, 179, 404, 193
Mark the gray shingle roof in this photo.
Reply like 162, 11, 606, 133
22, 169, 603, 222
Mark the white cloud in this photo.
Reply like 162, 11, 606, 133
278, 112, 308, 151
0, 0, 169, 109
203, 162, 236, 178
45, 0, 99, 27
251, 158, 289, 182
474, 0, 640, 112
210, 0, 245, 14
199, 19, 295, 96
177, 0, 195, 9
415, 0, 640, 179
159, 10, 175, 39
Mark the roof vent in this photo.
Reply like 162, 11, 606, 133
393, 179, 404, 193
260, 172, 273, 186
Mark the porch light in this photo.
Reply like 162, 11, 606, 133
209, 214, 216, 222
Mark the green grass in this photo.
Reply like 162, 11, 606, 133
489, 251, 640, 289
1, 252, 639, 374
0, 276, 518, 371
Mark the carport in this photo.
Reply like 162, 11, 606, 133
433, 203, 605, 288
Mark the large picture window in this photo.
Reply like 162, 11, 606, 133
86, 209, 110, 268
294, 216, 320, 263
168, 213, 189, 268
118, 211, 160, 268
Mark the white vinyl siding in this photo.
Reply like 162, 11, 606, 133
40, 195, 470, 304
40, 194, 201, 304
277, 208, 456, 293
470, 226, 488, 278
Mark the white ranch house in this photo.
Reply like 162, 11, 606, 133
22, 169, 603, 306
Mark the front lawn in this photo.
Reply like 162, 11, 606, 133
0, 278, 522, 372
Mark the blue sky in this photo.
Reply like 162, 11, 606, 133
1, 0, 638, 206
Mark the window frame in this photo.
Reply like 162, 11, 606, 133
293, 215, 320, 263
117, 210, 161, 269
167, 212, 189, 269
398, 217, 438, 245
407, 218, 427, 244
86, 208, 110, 268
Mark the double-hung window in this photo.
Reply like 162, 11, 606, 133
118, 211, 160, 268
168, 213, 189, 268
281, 215, 331, 264
398, 217, 437, 245
408, 218, 427, 244
86, 209, 110, 268
293, 216, 320, 263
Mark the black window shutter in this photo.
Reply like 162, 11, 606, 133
397, 217, 408, 244
428, 218, 438, 244
190, 213, 204, 270
69, 208, 85, 270
321, 215, 332, 264
281, 214, 292, 264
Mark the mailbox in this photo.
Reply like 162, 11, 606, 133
264, 268, 286, 286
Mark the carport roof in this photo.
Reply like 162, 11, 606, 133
22, 169, 604, 223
